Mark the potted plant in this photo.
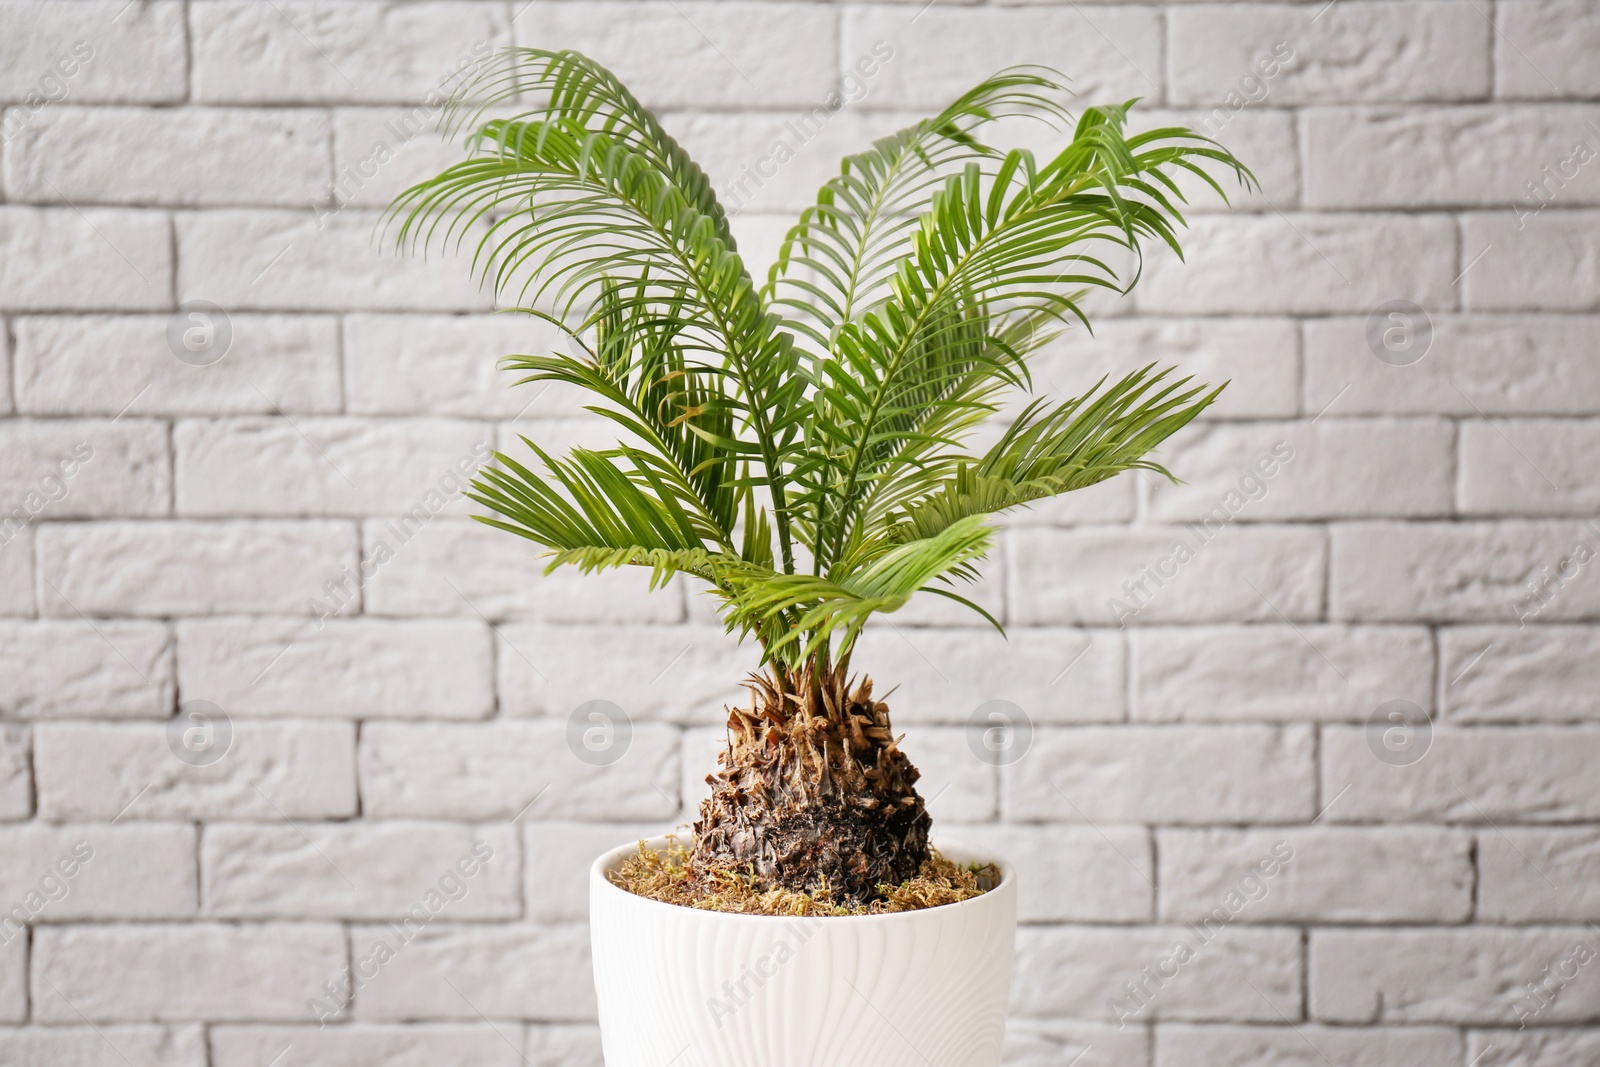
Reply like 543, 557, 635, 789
391, 48, 1249, 1067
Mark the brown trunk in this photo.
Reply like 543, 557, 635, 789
690, 659, 932, 904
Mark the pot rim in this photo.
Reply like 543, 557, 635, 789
590, 833, 1015, 924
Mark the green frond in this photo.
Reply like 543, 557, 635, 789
438, 47, 735, 247
801, 105, 1251, 575
717, 514, 996, 664
390, 48, 1252, 663
880, 365, 1223, 545
766, 66, 1075, 351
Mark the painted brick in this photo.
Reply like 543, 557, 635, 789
1460, 418, 1600, 516
0, 935, 17, 1022
6, 108, 331, 207
38, 521, 357, 617
175, 210, 491, 313
0, 823, 196, 921
203, 822, 519, 920
1478, 828, 1600, 922
174, 417, 491, 518
1322, 725, 1600, 823
1310, 927, 1600, 1024
1009, 525, 1326, 627
0, 0, 186, 105
1169, 3, 1490, 106
1154, 1024, 1461, 1067
1013, 925, 1302, 1022
1004, 1021, 1148, 1067
210, 1025, 526, 1067
1133, 625, 1434, 723
852, 626, 1126, 725
523, 822, 676, 923
843, 7, 1162, 110
1496, 0, 1600, 99
0, 1026, 208, 1067
1146, 419, 1453, 521
1025, 318, 1300, 421
1442, 625, 1600, 723
0, 418, 168, 520
1157, 827, 1472, 923
358, 721, 680, 820
1135, 214, 1457, 315
0, 0, 1590, 1049
0, 726, 28, 820
722, 211, 793, 279
342, 313, 576, 418
496, 623, 744, 724
668, 109, 897, 216
1141, 108, 1301, 213
364, 521, 682, 624
526, 1025, 605, 1067
0, 208, 170, 311
31, 923, 346, 1022
33, 721, 357, 821
0, 526, 30, 616
1461, 211, 1600, 311
177, 617, 494, 719
1331, 521, 1600, 623
191, 1, 513, 105
679, 726, 725, 823
520, 3, 838, 110
1470, 1028, 1600, 1066
1304, 106, 1600, 209
329, 107, 472, 211
902, 725, 999, 823
351, 923, 594, 1021
961, 823, 1153, 922
1303, 314, 1600, 416
1007, 725, 1316, 823
13, 314, 343, 416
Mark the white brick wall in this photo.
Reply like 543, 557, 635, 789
0, 1, 1594, 1064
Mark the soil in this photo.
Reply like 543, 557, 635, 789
609, 835, 996, 916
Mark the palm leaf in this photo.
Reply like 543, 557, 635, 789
391, 50, 1253, 668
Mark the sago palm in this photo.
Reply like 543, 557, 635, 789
390, 49, 1251, 904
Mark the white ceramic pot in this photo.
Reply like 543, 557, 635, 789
589, 836, 1017, 1067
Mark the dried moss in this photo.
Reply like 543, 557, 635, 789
610, 836, 996, 916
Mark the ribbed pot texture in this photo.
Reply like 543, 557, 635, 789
589, 836, 1018, 1067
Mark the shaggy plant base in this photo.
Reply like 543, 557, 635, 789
611, 837, 996, 916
